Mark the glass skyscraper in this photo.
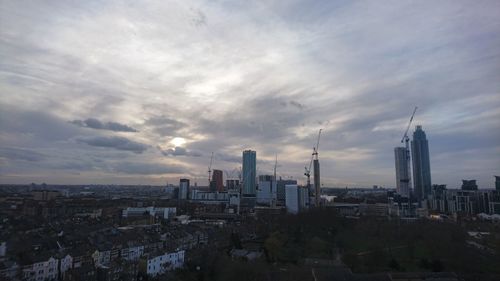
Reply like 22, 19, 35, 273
411, 125, 432, 201
179, 178, 190, 200
394, 146, 410, 197
242, 150, 256, 196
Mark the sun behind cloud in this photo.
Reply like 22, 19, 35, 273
170, 137, 187, 147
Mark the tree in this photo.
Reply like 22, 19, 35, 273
419, 258, 430, 269
407, 240, 416, 261
342, 252, 360, 271
389, 258, 401, 271
264, 232, 286, 262
305, 237, 330, 258
230, 232, 242, 249
430, 259, 444, 272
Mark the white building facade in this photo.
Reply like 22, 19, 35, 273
22, 257, 59, 281
121, 245, 145, 261
146, 250, 185, 277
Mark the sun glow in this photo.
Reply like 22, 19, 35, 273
170, 137, 186, 147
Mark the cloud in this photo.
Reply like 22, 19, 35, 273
70, 118, 138, 132
0, 147, 46, 162
112, 162, 186, 175
0, 0, 499, 186
190, 8, 207, 27
77, 136, 148, 154
0, 109, 80, 142
159, 146, 202, 157
215, 152, 241, 163
144, 116, 186, 137
289, 100, 305, 110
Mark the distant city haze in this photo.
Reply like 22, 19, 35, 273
0, 1, 499, 188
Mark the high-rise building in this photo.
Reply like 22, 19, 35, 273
242, 150, 256, 196
257, 175, 277, 205
179, 179, 190, 200
211, 169, 224, 192
495, 176, 500, 191
285, 184, 309, 213
461, 180, 478, 191
411, 125, 432, 201
394, 147, 410, 197
277, 178, 297, 203
313, 159, 320, 206
226, 179, 240, 190
298, 186, 310, 210
285, 184, 299, 214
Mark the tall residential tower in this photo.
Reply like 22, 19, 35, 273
411, 125, 432, 201
242, 150, 256, 196
179, 178, 190, 200
211, 169, 224, 192
394, 147, 410, 197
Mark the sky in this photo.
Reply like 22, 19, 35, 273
0, 0, 499, 188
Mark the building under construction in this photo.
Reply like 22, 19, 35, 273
304, 129, 322, 207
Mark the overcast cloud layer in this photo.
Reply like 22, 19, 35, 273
1, 0, 499, 188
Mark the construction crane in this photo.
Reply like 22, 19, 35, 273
208, 152, 214, 184
400, 107, 418, 186
304, 129, 322, 189
273, 153, 278, 180
313, 129, 322, 160
304, 153, 313, 189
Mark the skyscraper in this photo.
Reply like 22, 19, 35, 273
285, 184, 309, 214
211, 169, 224, 192
394, 147, 410, 197
257, 175, 277, 205
277, 178, 297, 203
411, 125, 432, 201
179, 178, 190, 200
313, 159, 320, 206
226, 179, 240, 190
242, 150, 256, 196
461, 180, 478, 191
495, 176, 500, 191
285, 184, 299, 214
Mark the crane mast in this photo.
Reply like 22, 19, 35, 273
313, 129, 322, 160
208, 152, 214, 184
313, 129, 322, 206
401, 107, 417, 195
274, 153, 278, 180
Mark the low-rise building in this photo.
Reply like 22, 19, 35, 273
427, 186, 500, 216
120, 245, 144, 261
121, 207, 176, 219
141, 250, 185, 277
359, 203, 388, 217
22, 256, 59, 281
32, 190, 60, 201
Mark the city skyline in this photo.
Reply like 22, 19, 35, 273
1, 1, 500, 188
